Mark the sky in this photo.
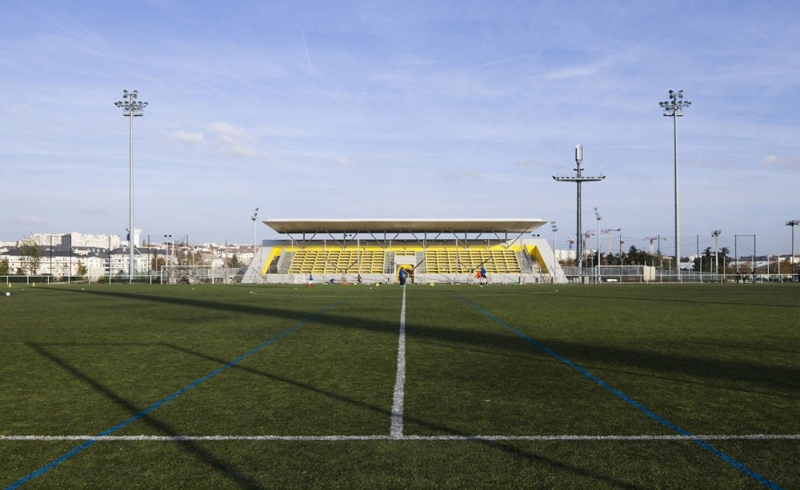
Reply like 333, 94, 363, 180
1, 0, 799, 257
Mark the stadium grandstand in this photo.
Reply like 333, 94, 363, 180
242, 219, 567, 285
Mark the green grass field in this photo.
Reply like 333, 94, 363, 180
1, 283, 798, 489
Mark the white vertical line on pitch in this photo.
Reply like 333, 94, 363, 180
390, 285, 407, 439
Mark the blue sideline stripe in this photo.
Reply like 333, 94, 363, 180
453, 295, 782, 490
6, 300, 345, 490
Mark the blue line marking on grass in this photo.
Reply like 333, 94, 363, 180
6, 299, 346, 490
451, 294, 783, 490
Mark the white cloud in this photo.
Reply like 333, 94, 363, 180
544, 64, 602, 81
168, 123, 268, 160
170, 131, 205, 146
15, 215, 42, 224
209, 122, 261, 159
763, 155, 800, 169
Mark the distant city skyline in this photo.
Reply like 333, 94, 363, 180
1, 1, 798, 255
2, 228, 787, 263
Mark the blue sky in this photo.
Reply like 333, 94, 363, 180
1, 0, 799, 256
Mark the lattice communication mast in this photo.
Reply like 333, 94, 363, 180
553, 144, 605, 282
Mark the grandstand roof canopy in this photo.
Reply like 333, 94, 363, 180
264, 219, 547, 234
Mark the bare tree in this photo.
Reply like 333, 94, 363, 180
76, 260, 88, 277
17, 238, 42, 275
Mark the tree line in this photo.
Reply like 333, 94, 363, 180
561, 245, 793, 274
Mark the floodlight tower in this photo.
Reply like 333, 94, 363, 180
553, 144, 605, 283
660, 90, 691, 280
550, 221, 558, 280
787, 219, 800, 276
115, 90, 148, 283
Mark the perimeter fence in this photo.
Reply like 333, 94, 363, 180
560, 265, 798, 284
0, 267, 246, 286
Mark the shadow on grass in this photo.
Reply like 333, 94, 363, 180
18, 339, 641, 488
26, 341, 264, 488
563, 289, 800, 309
577, 362, 799, 403
163, 342, 640, 489
42, 286, 800, 397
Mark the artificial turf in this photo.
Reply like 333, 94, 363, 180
1, 282, 798, 488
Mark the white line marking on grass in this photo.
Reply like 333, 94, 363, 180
4, 434, 799, 442
476, 290, 560, 296
5, 300, 349, 490
247, 291, 344, 297
452, 294, 785, 490
390, 285, 407, 439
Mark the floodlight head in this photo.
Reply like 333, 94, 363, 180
661, 89, 690, 116
116, 91, 147, 117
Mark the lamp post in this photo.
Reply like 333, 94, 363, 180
712, 230, 721, 278
115, 90, 147, 283
251, 207, 259, 262
660, 90, 691, 281
163, 234, 171, 282
594, 207, 602, 283
550, 221, 558, 281
788, 220, 800, 278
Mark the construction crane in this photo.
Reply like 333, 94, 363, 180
583, 231, 595, 251
601, 228, 621, 255
643, 236, 666, 255
583, 231, 596, 264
